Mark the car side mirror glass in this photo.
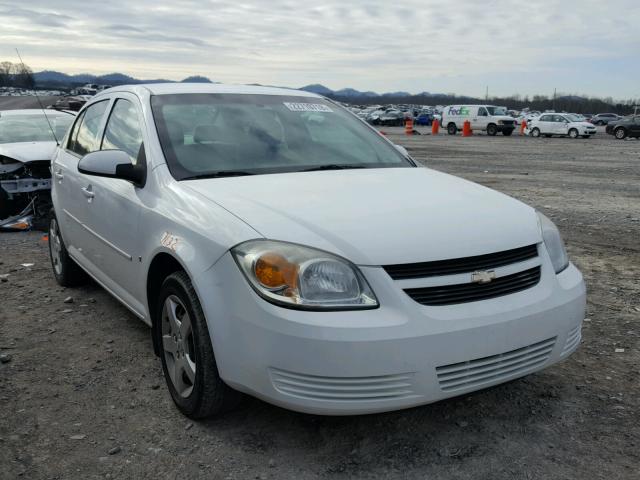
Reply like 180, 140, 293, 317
78, 150, 146, 186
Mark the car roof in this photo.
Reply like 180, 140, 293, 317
0, 109, 71, 117
95, 83, 321, 98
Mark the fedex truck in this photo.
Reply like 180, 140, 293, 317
441, 105, 516, 136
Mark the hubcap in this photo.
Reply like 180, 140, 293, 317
50, 219, 63, 275
616, 129, 625, 139
161, 295, 196, 398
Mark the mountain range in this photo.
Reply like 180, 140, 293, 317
32, 70, 430, 98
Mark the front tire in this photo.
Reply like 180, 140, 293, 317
568, 128, 579, 139
487, 124, 497, 136
48, 215, 87, 287
531, 127, 541, 138
156, 271, 241, 418
447, 123, 457, 135
614, 127, 627, 140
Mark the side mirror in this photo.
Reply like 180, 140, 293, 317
78, 150, 146, 186
394, 144, 409, 157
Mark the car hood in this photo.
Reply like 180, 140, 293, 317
0, 141, 57, 163
184, 168, 542, 265
572, 121, 595, 127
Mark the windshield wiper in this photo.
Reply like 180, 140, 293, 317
300, 164, 367, 172
181, 171, 256, 180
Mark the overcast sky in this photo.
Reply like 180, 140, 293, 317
1, 0, 638, 99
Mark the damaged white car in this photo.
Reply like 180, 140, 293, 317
0, 109, 75, 230
49, 84, 585, 418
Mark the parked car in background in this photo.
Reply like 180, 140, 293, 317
590, 113, 620, 125
605, 116, 640, 139
0, 109, 75, 230
48, 83, 585, 419
441, 105, 516, 136
415, 112, 433, 126
378, 110, 405, 126
527, 113, 597, 139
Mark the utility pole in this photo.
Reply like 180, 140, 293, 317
552, 88, 556, 111
485, 86, 488, 102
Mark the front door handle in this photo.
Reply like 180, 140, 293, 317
54, 170, 64, 180
81, 186, 95, 199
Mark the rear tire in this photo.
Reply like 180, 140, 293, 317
568, 128, 579, 139
156, 271, 242, 418
48, 214, 87, 287
531, 128, 541, 138
487, 124, 497, 136
447, 123, 457, 135
614, 127, 627, 140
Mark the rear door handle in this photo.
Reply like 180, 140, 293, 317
81, 186, 95, 199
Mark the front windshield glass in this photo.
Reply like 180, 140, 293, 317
486, 106, 508, 116
151, 94, 412, 180
566, 114, 583, 122
0, 112, 73, 144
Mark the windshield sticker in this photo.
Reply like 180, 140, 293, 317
284, 102, 333, 113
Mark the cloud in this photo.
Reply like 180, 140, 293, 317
0, 0, 638, 98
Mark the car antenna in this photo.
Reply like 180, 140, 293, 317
15, 48, 59, 146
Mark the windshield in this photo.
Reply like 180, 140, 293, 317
151, 94, 412, 180
486, 106, 508, 116
566, 114, 583, 122
0, 113, 73, 144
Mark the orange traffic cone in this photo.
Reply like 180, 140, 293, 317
431, 118, 440, 135
520, 119, 527, 135
405, 118, 414, 135
462, 120, 472, 137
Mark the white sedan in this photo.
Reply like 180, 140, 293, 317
49, 84, 586, 418
527, 113, 597, 138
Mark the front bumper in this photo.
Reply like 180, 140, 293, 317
195, 251, 586, 415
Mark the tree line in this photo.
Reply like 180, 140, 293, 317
0, 61, 36, 89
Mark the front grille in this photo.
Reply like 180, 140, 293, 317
404, 266, 541, 306
270, 368, 416, 402
383, 244, 538, 280
436, 337, 556, 391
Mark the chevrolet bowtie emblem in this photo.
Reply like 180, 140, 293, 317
471, 270, 497, 284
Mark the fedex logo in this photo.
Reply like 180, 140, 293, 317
447, 106, 470, 116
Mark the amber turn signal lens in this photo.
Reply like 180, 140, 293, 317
254, 252, 298, 290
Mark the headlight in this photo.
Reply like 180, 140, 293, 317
537, 212, 569, 273
231, 240, 378, 310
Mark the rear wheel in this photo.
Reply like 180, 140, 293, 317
487, 124, 497, 136
614, 127, 627, 140
447, 123, 457, 135
48, 215, 87, 287
531, 127, 541, 138
157, 271, 241, 418
568, 128, 579, 139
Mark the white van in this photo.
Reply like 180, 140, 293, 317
441, 105, 516, 136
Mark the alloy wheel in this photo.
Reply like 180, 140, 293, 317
161, 295, 197, 398
49, 218, 63, 275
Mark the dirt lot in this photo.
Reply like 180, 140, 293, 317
1, 127, 639, 479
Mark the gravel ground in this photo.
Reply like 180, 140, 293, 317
1, 127, 639, 479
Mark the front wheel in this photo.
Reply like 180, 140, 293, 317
487, 124, 497, 136
447, 123, 457, 135
530, 127, 541, 138
48, 215, 87, 287
157, 271, 241, 418
614, 128, 627, 140
568, 128, 579, 139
